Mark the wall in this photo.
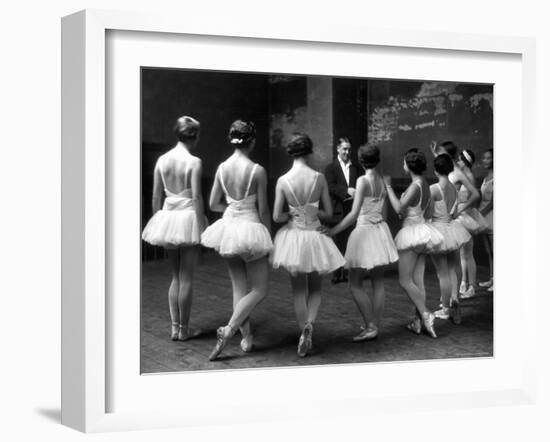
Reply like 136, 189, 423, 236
367, 80, 493, 180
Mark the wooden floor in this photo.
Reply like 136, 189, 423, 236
141, 250, 493, 373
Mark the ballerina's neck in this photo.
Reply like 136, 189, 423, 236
175, 142, 192, 154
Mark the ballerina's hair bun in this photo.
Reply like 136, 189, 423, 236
404, 148, 427, 174
358, 144, 380, 169
439, 140, 459, 160
459, 149, 476, 168
228, 120, 256, 147
287, 132, 313, 158
434, 153, 454, 176
173, 115, 200, 142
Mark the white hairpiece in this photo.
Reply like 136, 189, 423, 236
462, 149, 473, 164
230, 138, 243, 144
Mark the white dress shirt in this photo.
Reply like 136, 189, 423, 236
337, 156, 351, 186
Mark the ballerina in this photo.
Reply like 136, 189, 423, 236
142, 116, 207, 341
431, 141, 482, 300
456, 149, 488, 298
201, 120, 273, 361
427, 154, 471, 324
478, 149, 494, 291
384, 149, 443, 338
271, 133, 345, 357
329, 144, 398, 341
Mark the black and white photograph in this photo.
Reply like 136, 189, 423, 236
140, 69, 494, 373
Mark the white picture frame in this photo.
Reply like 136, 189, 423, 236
61, 9, 537, 433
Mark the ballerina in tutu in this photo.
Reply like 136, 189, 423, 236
142, 116, 207, 341
478, 149, 494, 292
271, 133, 345, 357
456, 149, 487, 298
329, 144, 398, 341
384, 149, 443, 338
201, 120, 273, 361
427, 154, 471, 324
431, 141, 481, 300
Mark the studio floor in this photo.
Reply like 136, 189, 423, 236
141, 250, 493, 374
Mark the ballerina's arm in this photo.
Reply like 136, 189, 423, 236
272, 178, 289, 224
255, 166, 272, 231
151, 162, 164, 214
317, 174, 334, 220
208, 167, 228, 213
454, 168, 480, 215
190, 159, 206, 230
329, 177, 367, 236
384, 176, 420, 218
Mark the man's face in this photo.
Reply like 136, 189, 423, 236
337, 142, 351, 163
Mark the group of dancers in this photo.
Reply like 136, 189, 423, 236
142, 115, 494, 361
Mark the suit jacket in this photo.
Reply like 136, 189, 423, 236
323, 159, 363, 223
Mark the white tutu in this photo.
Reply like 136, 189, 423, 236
142, 198, 205, 249
345, 222, 398, 270
395, 222, 444, 254
427, 220, 471, 253
201, 218, 272, 262
457, 207, 489, 234
271, 225, 345, 275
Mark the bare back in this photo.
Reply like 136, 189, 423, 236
218, 155, 260, 200
281, 166, 323, 206
157, 147, 200, 194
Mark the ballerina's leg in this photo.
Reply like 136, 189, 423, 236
349, 268, 374, 327
370, 267, 386, 328
305, 272, 322, 325
399, 250, 428, 315
226, 255, 251, 338
166, 248, 181, 338
431, 254, 452, 308
177, 246, 199, 326
290, 273, 308, 330
225, 255, 269, 333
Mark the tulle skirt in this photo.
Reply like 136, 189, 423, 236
142, 209, 205, 249
344, 222, 399, 270
201, 218, 273, 262
395, 222, 444, 254
457, 207, 489, 234
427, 221, 472, 253
271, 225, 346, 275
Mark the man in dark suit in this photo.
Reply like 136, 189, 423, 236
324, 137, 363, 283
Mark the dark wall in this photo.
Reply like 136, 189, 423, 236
367, 80, 493, 181
141, 69, 270, 259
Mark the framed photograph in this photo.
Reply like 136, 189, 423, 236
61, 9, 537, 433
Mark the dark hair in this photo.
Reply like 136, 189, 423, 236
434, 153, 454, 175
358, 144, 380, 169
459, 149, 476, 169
228, 120, 256, 147
287, 132, 313, 158
337, 137, 351, 147
404, 149, 427, 174
173, 116, 200, 142
439, 141, 458, 160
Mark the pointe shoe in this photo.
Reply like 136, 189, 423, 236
406, 317, 422, 335
460, 286, 476, 299
450, 299, 462, 325
434, 307, 450, 320
178, 325, 202, 341
479, 278, 493, 288
209, 326, 231, 361
170, 323, 179, 341
297, 323, 313, 357
422, 312, 437, 339
459, 281, 468, 294
240, 334, 254, 353
352, 325, 378, 342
